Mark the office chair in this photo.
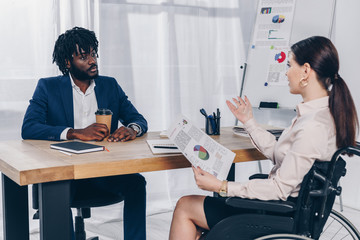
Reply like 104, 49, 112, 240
202, 145, 360, 240
32, 183, 124, 240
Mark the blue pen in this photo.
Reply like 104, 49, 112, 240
216, 108, 220, 134
208, 115, 217, 133
212, 112, 218, 133
200, 108, 208, 117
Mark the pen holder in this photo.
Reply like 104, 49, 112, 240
205, 117, 214, 135
205, 116, 221, 135
200, 108, 221, 135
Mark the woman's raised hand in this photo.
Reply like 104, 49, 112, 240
226, 96, 253, 124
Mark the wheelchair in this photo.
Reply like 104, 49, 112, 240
202, 145, 360, 240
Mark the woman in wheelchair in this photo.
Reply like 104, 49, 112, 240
169, 36, 359, 240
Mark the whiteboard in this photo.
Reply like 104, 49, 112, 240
242, 0, 336, 109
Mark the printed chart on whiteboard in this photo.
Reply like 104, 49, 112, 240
242, 0, 335, 108
252, 0, 296, 47
266, 47, 290, 86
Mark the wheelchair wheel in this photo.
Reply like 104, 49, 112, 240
255, 233, 313, 239
320, 209, 360, 239
256, 209, 360, 240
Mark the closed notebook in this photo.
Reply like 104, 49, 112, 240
50, 141, 104, 154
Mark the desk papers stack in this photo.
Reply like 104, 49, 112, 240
146, 139, 181, 154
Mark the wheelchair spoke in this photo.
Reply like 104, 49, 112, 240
322, 218, 336, 236
319, 210, 360, 240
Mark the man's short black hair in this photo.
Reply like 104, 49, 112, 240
52, 26, 99, 75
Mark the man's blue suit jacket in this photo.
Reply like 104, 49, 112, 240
22, 74, 148, 141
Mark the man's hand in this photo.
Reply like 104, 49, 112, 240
108, 126, 137, 142
192, 166, 222, 193
67, 123, 109, 141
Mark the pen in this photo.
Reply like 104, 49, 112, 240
154, 146, 178, 149
212, 112, 218, 134
208, 115, 217, 133
59, 150, 72, 156
216, 108, 220, 134
200, 108, 208, 118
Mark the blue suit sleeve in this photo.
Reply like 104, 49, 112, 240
21, 79, 67, 140
114, 83, 148, 135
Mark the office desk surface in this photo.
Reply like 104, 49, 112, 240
0, 127, 265, 186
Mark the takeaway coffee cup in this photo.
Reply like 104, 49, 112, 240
95, 108, 113, 138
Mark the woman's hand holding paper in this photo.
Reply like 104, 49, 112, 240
192, 166, 222, 193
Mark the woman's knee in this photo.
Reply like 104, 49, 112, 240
174, 196, 191, 217
173, 195, 208, 229
174, 195, 200, 215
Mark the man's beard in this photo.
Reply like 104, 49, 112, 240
70, 62, 99, 81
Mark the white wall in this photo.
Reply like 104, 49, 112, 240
334, 0, 360, 123
332, 0, 360, 210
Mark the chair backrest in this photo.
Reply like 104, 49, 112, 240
293, 146, 360, 239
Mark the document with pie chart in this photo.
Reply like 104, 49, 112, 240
168, 115, 236, 180
266, 47, 289, 86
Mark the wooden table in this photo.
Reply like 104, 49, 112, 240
0, 127, 264, 240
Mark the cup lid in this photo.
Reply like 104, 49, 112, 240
95, 108, 113, 115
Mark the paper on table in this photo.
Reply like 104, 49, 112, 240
233, 125, 284, 140
167, 115, 235, 180
146, 139, 181, 155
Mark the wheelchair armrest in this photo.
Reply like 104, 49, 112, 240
225, 197, 296, 214
249, 174, 269, 180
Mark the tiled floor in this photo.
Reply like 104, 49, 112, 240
88, 206, 360, 240
23, 204, 359, 240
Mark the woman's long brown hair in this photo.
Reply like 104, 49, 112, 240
291, 36, 358, 148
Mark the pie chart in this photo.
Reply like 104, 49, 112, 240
194, 145, 210, 160
272, 15, 285, 23
274, 51, 286, 63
